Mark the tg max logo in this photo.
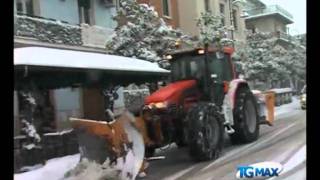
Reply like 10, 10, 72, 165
236, 161, 283, 179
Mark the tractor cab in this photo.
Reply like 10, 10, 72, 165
164, 47, 236, 105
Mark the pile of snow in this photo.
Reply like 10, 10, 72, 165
14, 154, 80, 180
64, 159, 121, 180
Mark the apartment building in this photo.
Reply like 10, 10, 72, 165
243, 0, 294, 46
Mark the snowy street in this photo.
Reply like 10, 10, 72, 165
14, 97, 305, 180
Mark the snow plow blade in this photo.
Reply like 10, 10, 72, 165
69, 112, 145, 180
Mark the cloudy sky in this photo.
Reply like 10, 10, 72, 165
260, 0, 306, 35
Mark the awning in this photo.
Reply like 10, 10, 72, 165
14, 47, 170, 89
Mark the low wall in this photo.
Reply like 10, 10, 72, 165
14, 130, 79, 173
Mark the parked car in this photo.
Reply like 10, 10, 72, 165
300, 86, 306, 110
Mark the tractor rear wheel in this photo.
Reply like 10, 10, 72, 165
187, 103, 224, 161
230, 87, 259, 144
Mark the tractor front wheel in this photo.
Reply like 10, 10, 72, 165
186, 103, 224, 161
230, 87, 259, 144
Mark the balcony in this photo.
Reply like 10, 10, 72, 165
246, 5, 294, 24
14, 14, 114, 49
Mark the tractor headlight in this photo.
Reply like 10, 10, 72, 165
301, 94, 306, 101
154, 102, 167, 109
146, 102, 168, 109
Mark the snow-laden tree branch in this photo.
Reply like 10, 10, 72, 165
236, 32, 306, 89
196, 12, 233, 48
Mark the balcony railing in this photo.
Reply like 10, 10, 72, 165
246, 5, 293, 21
274, 31, 291, 41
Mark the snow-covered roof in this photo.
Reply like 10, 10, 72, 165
14, 47, 170, 74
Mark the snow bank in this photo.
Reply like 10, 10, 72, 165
14, 154, 80, 180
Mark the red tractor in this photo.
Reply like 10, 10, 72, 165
142, 46, 272, 161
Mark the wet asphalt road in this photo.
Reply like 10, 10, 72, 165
141, 104, 306, 180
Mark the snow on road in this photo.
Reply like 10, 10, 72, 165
14, 97, 301, 180
274, 97, 300, 117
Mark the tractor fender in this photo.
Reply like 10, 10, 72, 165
226, 79, 250, 110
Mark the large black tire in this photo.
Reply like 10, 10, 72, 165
230, 87, 259, 144
186, 103, 224, 161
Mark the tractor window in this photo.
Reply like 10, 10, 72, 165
208, 53, 233, 82
171, 55, 205, 82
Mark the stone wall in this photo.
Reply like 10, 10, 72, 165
15, 15, 82, 46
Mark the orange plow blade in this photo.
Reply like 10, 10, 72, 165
69, 111, 145, 179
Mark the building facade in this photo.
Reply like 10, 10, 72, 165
243, 0, 294, 46
176, 0, 247, 47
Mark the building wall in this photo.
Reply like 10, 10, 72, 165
177, 0, 200, 36
138, 0, 180, 28
92, 0, 117, 28
39, 0, 80, 24
81, 23, 114, 48
232, 4, 247, 48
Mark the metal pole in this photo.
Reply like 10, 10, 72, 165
204, 43, 211, 101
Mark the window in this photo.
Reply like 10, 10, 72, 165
221, 18, 225, 26
78, 0, 91, 24
208, 53, 233, 82
100, 0, 115, 7
219, 3, 225, 25
205, 0, 210, 12
233, 9, 238, 30
219, 3, 225, 14
162, 0, 171, 17
16, 0, 34, 15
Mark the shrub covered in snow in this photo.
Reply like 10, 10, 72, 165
21, 119, 41, 143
